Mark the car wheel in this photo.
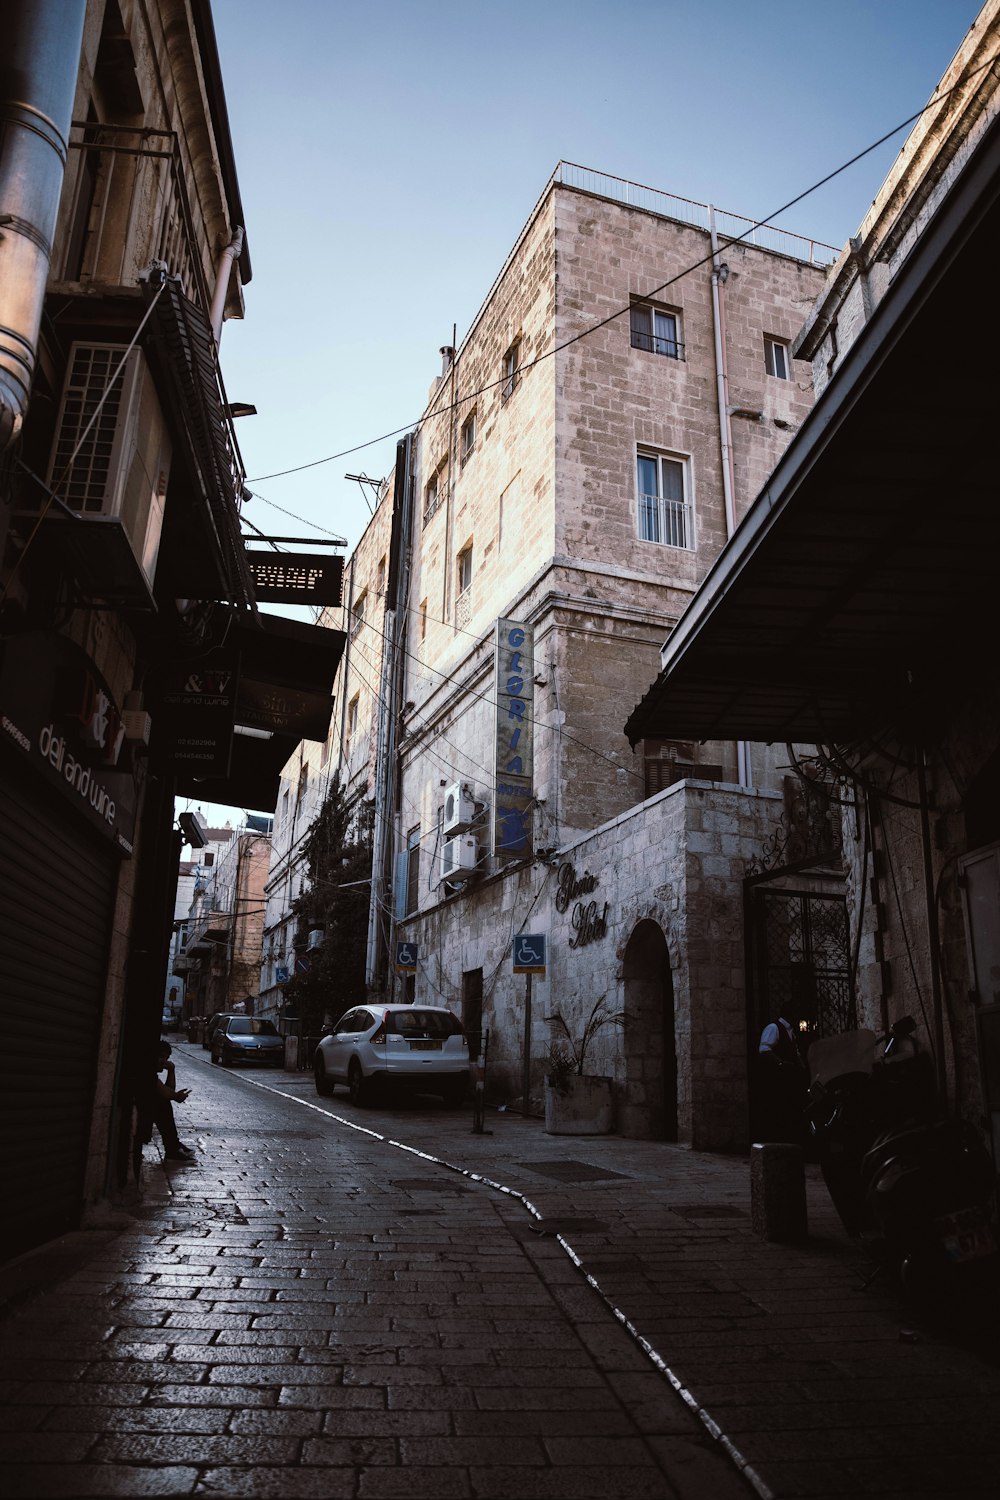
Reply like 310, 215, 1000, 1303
348, 1060, 369, 1107
314, 1056, 334, 1096
220, 1047, 232, 1067
211, 1049, 220, 1066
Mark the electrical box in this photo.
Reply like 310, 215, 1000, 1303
441, 834, 478, 882
442, 781, 476, 836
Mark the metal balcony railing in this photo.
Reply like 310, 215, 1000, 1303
556, 162, 838, 267
630, 329, 686, 360
61, 122, 214, 310
638, 492, 692, 550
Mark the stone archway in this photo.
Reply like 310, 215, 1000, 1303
621, 919, 677, 1140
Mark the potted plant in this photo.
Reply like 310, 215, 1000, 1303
544, 995, 622, 1135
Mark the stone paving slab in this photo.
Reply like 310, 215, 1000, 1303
1, 1043, 999, 1499
0, 1049, 750, 1500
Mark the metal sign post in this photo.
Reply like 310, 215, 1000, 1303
513, 934, 546, 1118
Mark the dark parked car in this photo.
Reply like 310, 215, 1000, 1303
202, 1012, 224, 1049
313, 1004, 469, 1106
211, 1016, 285, 1068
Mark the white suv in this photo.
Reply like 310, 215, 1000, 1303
314, 1004, 469, 1107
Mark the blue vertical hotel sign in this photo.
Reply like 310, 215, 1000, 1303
494, 617, 534, 860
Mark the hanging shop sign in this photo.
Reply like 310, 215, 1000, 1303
555, 860, 609, 949
0, 632, 136, 853
494, 617, 534, 860
157, 648, 239, 777
245, 551, 344, 608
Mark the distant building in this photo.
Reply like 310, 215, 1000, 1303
178, 821, 271, 1020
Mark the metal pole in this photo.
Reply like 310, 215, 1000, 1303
522, 972, 532, 1116
917, 749, 948, 1105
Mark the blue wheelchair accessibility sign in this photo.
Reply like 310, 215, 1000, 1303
513, 933, 546, 974
396, 942, 418, 972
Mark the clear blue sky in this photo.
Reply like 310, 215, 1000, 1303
183, 0, 984, 833
212, 0, 983, 552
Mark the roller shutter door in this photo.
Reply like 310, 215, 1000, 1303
0, 761, 117, 1257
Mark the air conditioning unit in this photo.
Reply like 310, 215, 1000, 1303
307, 928, 325, 950
441, 834, 478, 882
442, 781, 475, 836
47, 343, 172, 598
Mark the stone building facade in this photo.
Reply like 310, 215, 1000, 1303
630, 3, 1000, 1155
277, 164, 834, 1147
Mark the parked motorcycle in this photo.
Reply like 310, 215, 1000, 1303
807, 1017, 999, 1298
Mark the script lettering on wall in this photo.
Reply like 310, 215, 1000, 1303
555, 860, 609, 949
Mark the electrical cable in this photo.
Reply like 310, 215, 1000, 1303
244, 57, 1000, 489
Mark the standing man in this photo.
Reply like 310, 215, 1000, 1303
757, 1012, 808, 1144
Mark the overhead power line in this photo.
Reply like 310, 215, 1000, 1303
243, 58, 998, 493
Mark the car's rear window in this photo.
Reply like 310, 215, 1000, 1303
388, 1009, 464, 1039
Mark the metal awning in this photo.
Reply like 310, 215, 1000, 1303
170, 610, 347, 811
625, 113, 1000, 750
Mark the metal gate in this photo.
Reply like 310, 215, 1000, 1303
0, 761, 117, 1257
750, 890, 854, 1045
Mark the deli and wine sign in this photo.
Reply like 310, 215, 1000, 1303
0, 633, 136, 853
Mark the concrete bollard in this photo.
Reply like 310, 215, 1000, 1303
750, 1142, 807, 1242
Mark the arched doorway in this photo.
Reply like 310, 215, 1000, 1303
621, 919, 677, 1140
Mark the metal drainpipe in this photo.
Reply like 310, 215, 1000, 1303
709, 207, 751, 789
0, 0, 86, 451
209, 226, 244, 346
366, 434, 413, 993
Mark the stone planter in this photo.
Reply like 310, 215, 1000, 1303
544, 1074, 614, 1135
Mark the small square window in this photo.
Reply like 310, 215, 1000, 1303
420, 598, 428, 641
461, 410, 477, 463
501, 339, 521, 402
630, 301, 683, 360
376, 555, 386, 597
350, 591, 366, 638
764, 336, 790, 380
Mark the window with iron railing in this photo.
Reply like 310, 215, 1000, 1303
630, 302, 683, 360
456, 544, 473, 628
636, 450, 692, 549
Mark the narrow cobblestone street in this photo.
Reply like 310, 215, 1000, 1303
1, 1044, 999, 1499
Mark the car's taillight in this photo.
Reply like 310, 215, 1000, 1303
371, 1009, 389, 1047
